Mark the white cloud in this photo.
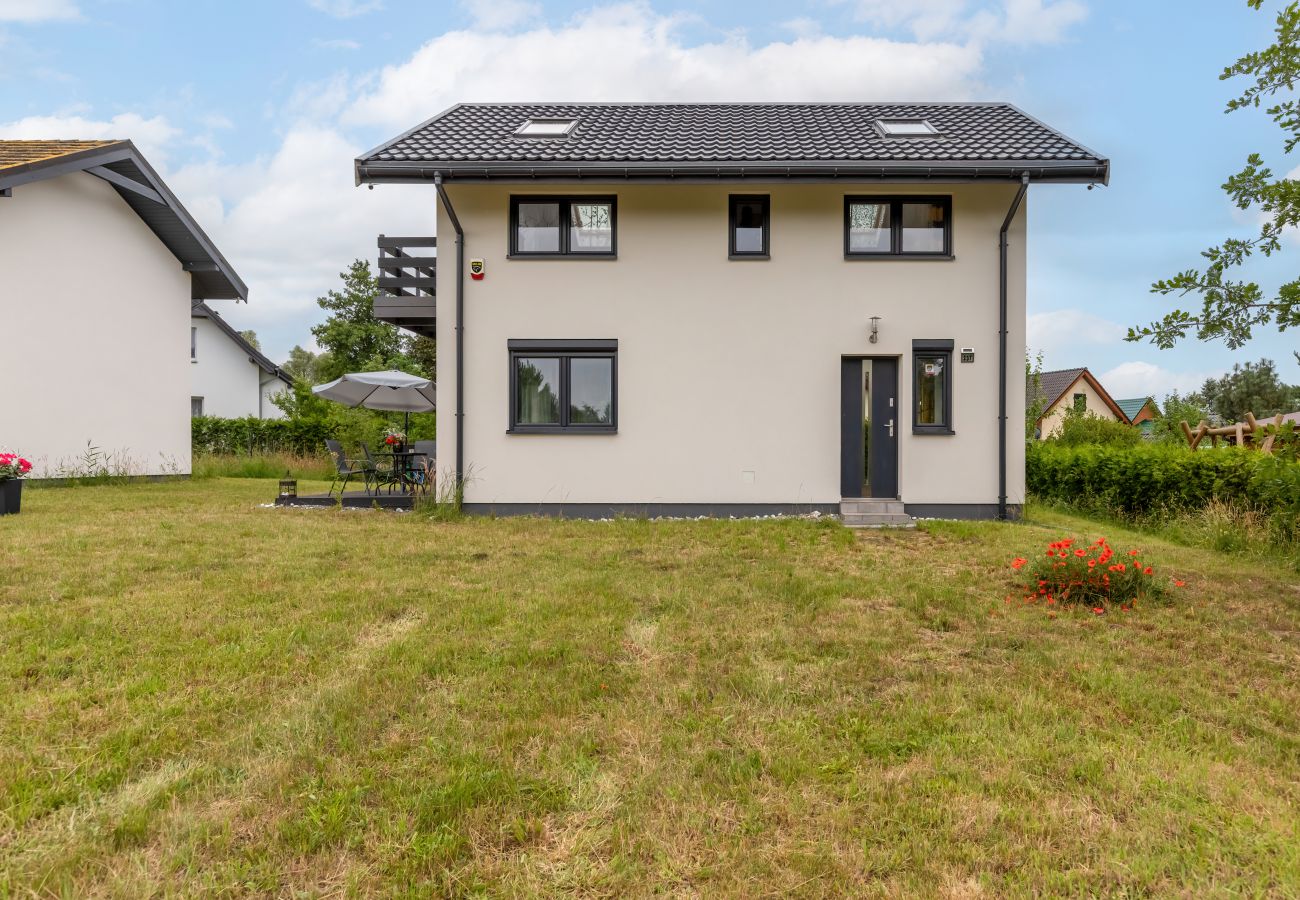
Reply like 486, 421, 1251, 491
344, 4, 983, 131
1, 1, 1091, 361
1097, 361, 1214, 402
0, 0, 79, 23
847, 0, 1086, 44
313, 37, 361, 50
462, 0, 539, 31
0, 112, 179, 163
306, 0, 381, 19
1027, 309, 1126, 360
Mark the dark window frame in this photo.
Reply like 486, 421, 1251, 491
912, 338, 954, 435
507, 339, 618, 434
191, 396, 204, 417
508, 195, 618, 258
844, 196, 953, 259
1073, 392, 1087, 412
728, 194, 770, 259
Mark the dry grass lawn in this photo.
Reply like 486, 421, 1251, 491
1, 478, 1298, 897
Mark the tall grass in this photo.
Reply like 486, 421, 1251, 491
191, 452, 334, 481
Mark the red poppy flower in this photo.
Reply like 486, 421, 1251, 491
1129, 550, 1139, 557
1174, 580, 1186, 588
1092, 607, 1104, 615
1143, 566, 1153, 576
1087, 559, 1097, 568
1074, 549, 1086, 557
1011, 557, 1027, 570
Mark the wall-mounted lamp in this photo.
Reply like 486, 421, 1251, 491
869, 316, 881, 344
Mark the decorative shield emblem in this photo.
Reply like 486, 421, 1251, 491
469, 258, 485, 280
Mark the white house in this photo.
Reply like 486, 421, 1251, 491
353, 103, 1108, 522
0, 140, 246, 477
191, 303, 291, 419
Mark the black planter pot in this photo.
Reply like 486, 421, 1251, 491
0, 479, 22, 516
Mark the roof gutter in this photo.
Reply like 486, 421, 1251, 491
998, 173, 1030, 521
434, 172, 465, 506
356, 161, 1109, 186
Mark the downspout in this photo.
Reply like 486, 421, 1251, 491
433, 173, 465, 504
998, 173, 1030, 521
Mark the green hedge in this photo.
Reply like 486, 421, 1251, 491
191, 416, 337, 456
1027, 442, 1300, 534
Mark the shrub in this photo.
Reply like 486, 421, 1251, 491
1048, 407, 1144, 448
191, 417, 338, 457
1010, 537, 1179, 612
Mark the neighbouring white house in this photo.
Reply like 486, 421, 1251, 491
190, 303, 291, 419
1029, 367, 1129, 439
355, 103, 1109, 522
0, 140, 247, 477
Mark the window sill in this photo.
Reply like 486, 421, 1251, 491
913, 427, 955, 436
507, 427, 618, 435
728, 254, 770, 261
507, 253, 617, 260
846, 254, 955, 262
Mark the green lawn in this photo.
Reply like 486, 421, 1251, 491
1, 479, 1298, 897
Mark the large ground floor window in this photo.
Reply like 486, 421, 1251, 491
508, 339, 618, 434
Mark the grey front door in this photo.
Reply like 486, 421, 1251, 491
840, 357, 899, 498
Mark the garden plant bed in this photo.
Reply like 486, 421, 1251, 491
2, 479, 1298, 895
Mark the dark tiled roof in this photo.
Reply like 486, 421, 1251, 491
1028, 367, 1086, 411
357, 103, 1108, 183
0, 139, 118, 170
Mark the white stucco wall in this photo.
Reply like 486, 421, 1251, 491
0, 172, 192, 477
433, 181, 1028, 512
190, 315, 286, 419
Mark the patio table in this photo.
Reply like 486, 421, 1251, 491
379, 450, 429, 494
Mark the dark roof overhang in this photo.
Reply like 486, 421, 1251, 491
192, 303, 291, 384
0, 140, 247, 301
355, 157, 1109, 186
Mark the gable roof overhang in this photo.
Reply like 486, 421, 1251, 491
192, 303, 292, 385
0, 140, 247, 301
355, 102, 1110, 186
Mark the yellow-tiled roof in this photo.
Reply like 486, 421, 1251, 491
0, 139, 121, 170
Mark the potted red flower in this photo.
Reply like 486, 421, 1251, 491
0, 451, 33, 516
382, 427, 407, 453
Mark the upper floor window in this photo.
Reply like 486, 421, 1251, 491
1073, 393, 1087, 412
510, 196, 616, 257
845, 197, 951, 258
191, 326, 197, 360
729, 195, 770, 258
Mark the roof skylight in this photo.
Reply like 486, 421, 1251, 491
515, 118, 578, 137
877, 119, 939, 137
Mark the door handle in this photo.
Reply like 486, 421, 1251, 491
887, 419, 895, 438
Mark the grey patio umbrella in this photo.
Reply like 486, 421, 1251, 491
312, 370, 435, 434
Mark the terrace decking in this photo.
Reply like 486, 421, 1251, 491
276, 491, 416, 510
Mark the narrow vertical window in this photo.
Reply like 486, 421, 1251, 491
191, 397, 204, 417
729, 195, 769, 258
912, 339, 954, 434
191, 326, 197, 360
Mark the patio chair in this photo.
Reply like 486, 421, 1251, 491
411, 440, 437, 493
360, 443, 399, 494
325, 439, 374, 497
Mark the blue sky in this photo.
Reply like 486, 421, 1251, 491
2, 0, 1295, 400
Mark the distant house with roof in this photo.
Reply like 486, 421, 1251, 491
0, 140, 246, 476
1117, 396, 1160, 436
1028, 367, 1128, 439
190, 303, 291, 419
